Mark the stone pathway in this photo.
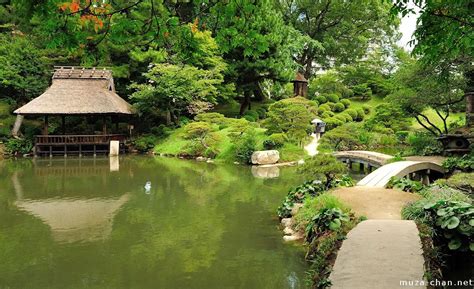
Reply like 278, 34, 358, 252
329, 220, 425, 289
331, 186, 420, 219
304, 133, 319, 156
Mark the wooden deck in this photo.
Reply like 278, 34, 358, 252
34, 134, 126, 156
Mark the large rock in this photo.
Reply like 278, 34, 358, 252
251, 150, 280, 165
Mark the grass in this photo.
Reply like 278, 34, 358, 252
154, 121, 306, 163
410, 108, 464, 130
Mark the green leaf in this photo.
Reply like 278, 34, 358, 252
437, 208, 449, 216
470, 243, 474, 252
469, 219, 474, 226
329, 219, 341, 230
448, 239, 462, 250
446, 216, 460, 229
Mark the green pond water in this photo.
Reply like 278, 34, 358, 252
0, 156, 309, 289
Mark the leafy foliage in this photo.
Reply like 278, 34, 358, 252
4, 138, 33, 155
277, 180, 326, 218
387, 177, 424, 193
442, 154, 474, 173
264, 97, 317, 144
422, 200, 474, 252
298, 154, 347, 189
305, 208, 350, 243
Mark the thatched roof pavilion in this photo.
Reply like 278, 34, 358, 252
15, 66, 134, 115
13, 66, 135, 156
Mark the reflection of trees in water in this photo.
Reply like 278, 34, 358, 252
0, 157, 306, 289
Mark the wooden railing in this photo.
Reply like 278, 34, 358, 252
35, 134, 125, 145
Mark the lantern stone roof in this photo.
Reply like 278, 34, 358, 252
14, 66, 134, 115
292, 72, 308, 83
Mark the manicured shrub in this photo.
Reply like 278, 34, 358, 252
269, 133, 288, 147
352, 83, 372, 100
326, 93, 340, 103
321, 111, 335, 119
133, 135, 158, 153
256, 107, 267, 119
354, 108, 365, 121
264, 97, 317, 144
244, 110, 259, 120
340, 99, 351, 108
243, 114, 256, 122
317, 104, 331, 115
319, 123, 365, 151
234, 129, 257, 164
298, 154, 348, 188
326, 102, 336, 111
333, 102, 345, 112
340, 112, 353, 122
151, 124, 172, 137
315, 95, 327, 104
334, 114, 347, 123
195, 112, 227, 125
407, 132, 443, 156
183, 122, 215, 139
325, 118, 344, 130
345, 109, 358, 119
362, 104, 371, 114
395, 130, 410, 143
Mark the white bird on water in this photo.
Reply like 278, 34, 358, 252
144, 181, 151, 194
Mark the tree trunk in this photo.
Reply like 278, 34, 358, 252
467, 92, 474, 128
165, 110, 172, 125
239, 90, 252, 116
464, 67, 474, 128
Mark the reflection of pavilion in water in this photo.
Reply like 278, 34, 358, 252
13, 157, 129, 244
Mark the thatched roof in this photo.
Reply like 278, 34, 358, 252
14, 67, 134, 115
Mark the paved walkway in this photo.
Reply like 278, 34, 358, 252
304, 133, 319, 156
330, 220, 425, 289
331, 186, 420, 219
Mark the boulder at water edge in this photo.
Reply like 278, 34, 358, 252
251, 150, 280, 165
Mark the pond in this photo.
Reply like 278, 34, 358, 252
0, 156, 309, 289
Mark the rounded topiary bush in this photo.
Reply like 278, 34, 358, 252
321, 111, 335, 118
354, 108, 365, 121
334, 114, 347, 123
362, 104, 371, 114
326, 93, 340, 103
345, 108, 358, 119
333, 102, 345, 112
340, 99, 351, 108
269, 133, 288, 147
243, 114, 256, 122
315, 95, 327, 104
318, 103, 331, 114
244, 110, 259, 120
340, 113, 353, 122
325, 118, 344, 130
326, 102, 336, 111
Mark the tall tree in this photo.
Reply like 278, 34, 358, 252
278, 0, 398, 78
392, 0, 474, 127
204, 0, 301, 114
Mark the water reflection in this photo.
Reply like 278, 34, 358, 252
0, 156, 308, 289
16, 195, 129, 243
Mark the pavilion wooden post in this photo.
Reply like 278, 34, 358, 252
61, 115, 66, 135
43, 115, 49, 135
102, 116, 107, 134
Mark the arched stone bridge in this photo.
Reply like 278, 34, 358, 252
357, 160, 445, 188
334, 151, 446, 188
334, 150, 393, 169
